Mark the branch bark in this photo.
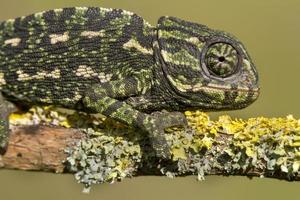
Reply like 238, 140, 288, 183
0, 126, 84, 173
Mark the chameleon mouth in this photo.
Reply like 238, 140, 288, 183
220, 88, 260, 110
182, 87, 260, 111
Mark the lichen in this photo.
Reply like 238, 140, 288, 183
9, 106, 300, 190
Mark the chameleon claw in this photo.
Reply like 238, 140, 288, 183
0, 119, 9, 155
0, 143, 8, 155
143, 111, 188, 159
150, 130, 172, 159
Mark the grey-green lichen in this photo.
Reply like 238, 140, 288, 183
9, 107, 300, 190
65, 127, 141, 192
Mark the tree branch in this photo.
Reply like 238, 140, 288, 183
1, 107, 300, 188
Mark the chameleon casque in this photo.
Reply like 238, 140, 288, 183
0, 7, 259, 158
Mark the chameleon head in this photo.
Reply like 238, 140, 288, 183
156, 16, 259, 110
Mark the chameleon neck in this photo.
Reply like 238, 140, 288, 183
152, 34, 190, 111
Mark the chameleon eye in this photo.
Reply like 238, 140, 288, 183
204, 43, 239, 78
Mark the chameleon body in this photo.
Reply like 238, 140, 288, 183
0, 7, 259, 158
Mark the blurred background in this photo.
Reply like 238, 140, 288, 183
0, 0, 300, 199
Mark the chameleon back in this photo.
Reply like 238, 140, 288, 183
0, 7, 155, 107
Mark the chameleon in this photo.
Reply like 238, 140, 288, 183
0, 7, 259, 158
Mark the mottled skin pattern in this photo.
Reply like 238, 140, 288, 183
0, 7, 259, 158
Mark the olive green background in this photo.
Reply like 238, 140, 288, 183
0, 0, 300, 199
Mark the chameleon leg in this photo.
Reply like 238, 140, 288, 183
83, 82, 187, 159
0, 93, 16, 154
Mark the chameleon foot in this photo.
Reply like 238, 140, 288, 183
143, 111, 187, 159
0, 94, 16, 155
0, 119, 9, 155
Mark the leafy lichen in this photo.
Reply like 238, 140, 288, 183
9, 107, 300, 190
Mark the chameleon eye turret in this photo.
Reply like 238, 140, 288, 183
203, 42, 239, 79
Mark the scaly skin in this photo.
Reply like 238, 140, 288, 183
0, 7, 259, 158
